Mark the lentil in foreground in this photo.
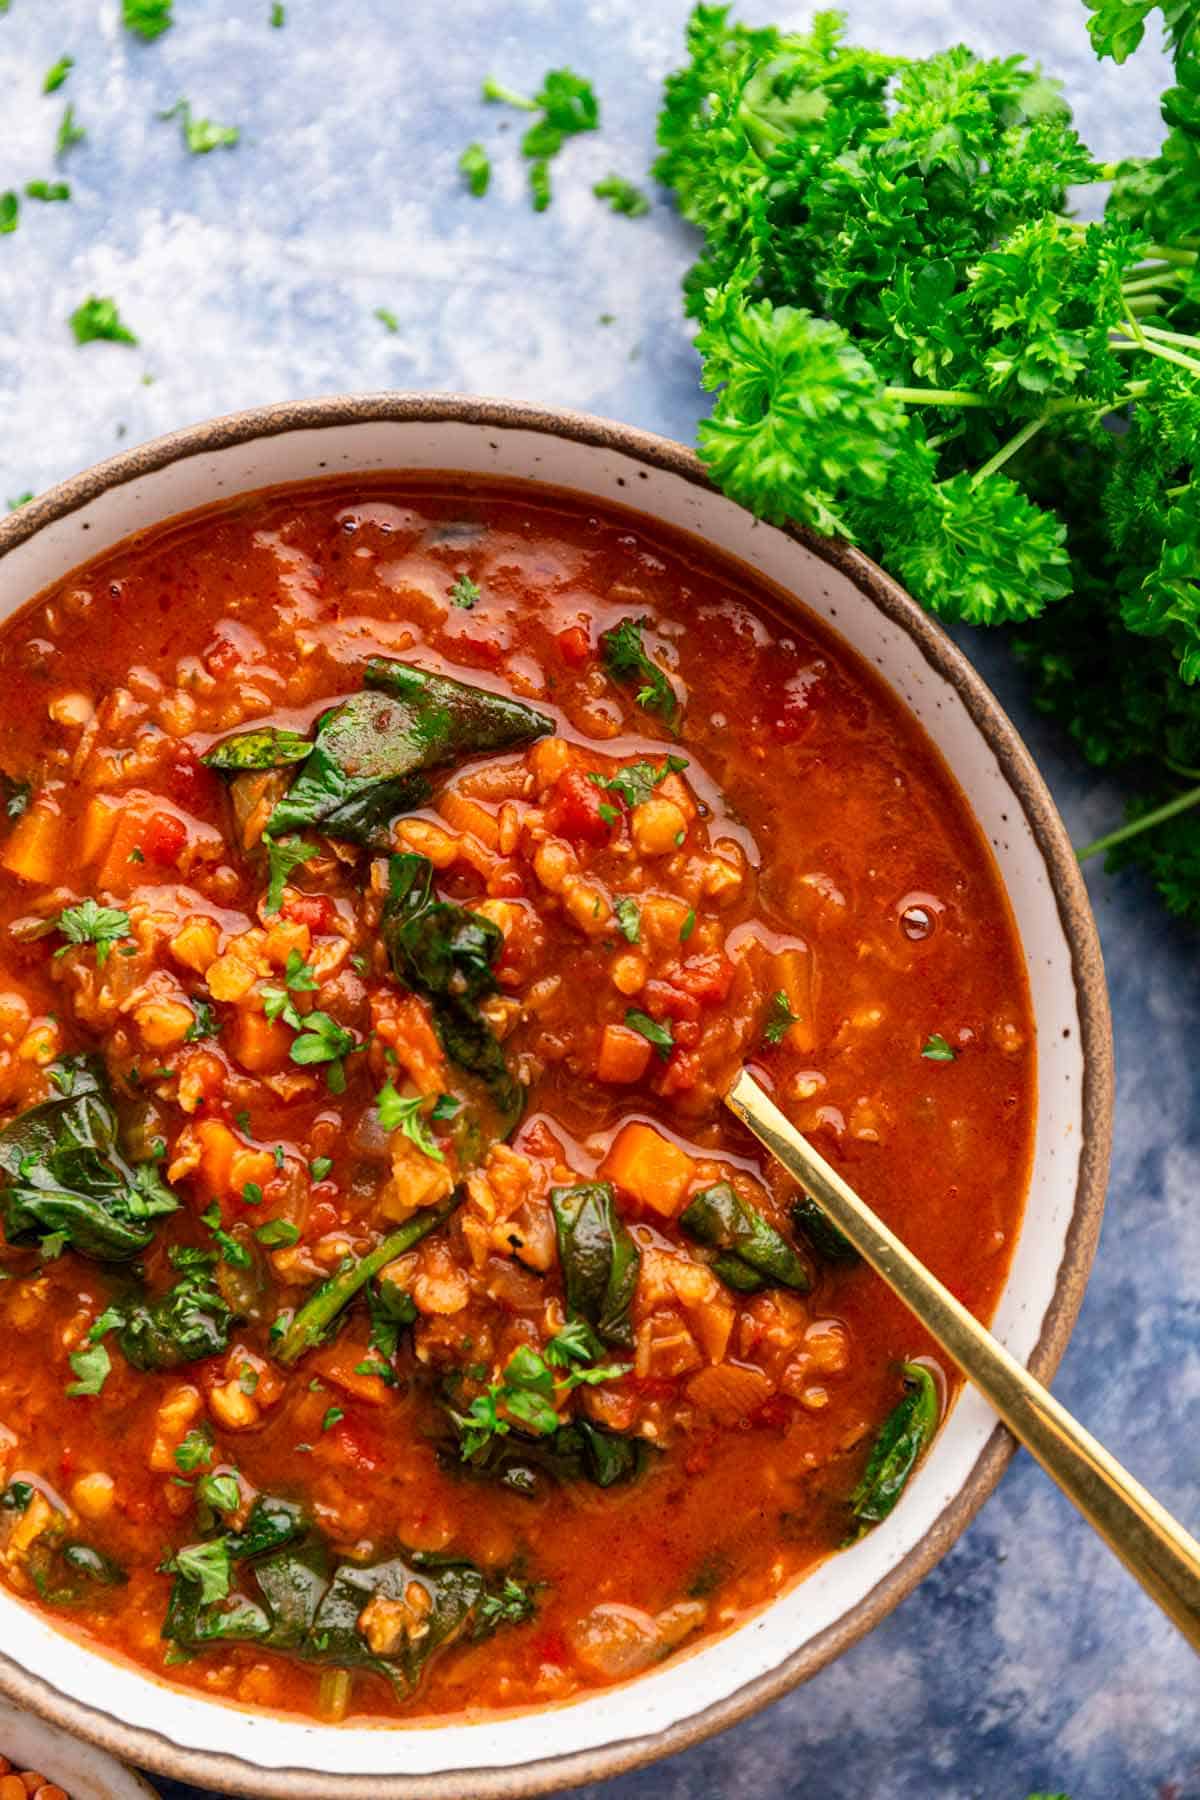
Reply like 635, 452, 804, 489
0, 479, 1033, 1720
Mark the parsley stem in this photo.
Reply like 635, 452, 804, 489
969, 415, 1047, 487
1076, 783, 1200, 863
1112, 333, 1200, 379
884, 385, 988, 409
1135, 322, 1200, 352
1120, 270, 1185, 296
1141, 243, 1198, 268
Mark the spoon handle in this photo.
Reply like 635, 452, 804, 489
726, 1067, 1200, 1652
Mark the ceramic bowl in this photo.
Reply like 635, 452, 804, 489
0, 396, 1112, 1799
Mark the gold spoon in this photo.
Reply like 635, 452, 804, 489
725, 1067, 1200, 1651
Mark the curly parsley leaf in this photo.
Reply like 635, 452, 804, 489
123, 0, 173, 41
160, 100, 240, 154
459, 143, 491, 197
377, 1079, 445, 1162
593, 173, 650, 217
54, 900, 132, 967
70, 296, 137, 346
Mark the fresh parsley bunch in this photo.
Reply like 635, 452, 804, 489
656, 3, 1200, 920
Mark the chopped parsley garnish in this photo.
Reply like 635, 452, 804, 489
55, 104, 85, 157
321, 1405, 344, 1432
614, 896, 640, 943
264, 834, 316, 914
24, 180, 70, 202
184, 999, 219, 1042
592, 173, 649, 217
66, 1343, 110, 1397
354, 1355, 398, 1386
377, 1079, 444, 1162
309, 1156, 333, 1182
6, 494, 33, 512
587, 754, 687, 810
54, 899, 132, 967
238, 1364, 259, 1394
197, 1470, 240, 1514
624, 1009, 674, 1060
600, 618, 678, 725
123, 0, 173, 41
449, 573, 480, 608
171, 1538, 231, 1606
160, 100, 240, 154
69, 296, 137, 346
255, 1218, 300, 1248
43, 54, 74, 94
288, 1011, 354, 1091
459, 143, 491, 197
763, 990, 799, 1046
374, 307, 399, 333
921, 1033, 957, 1062
270, 1, 285, 22
452, 1333, 627, 1458
200, 1201, 252, 1268
0, 192, 17, 236
241, 1181, 262, 1207
680, 908, 696, 942
481, 76, 538, 110
482, 67, 598, 211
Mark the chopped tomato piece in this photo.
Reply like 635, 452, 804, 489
641, 979, 700, 1024
672, 953, 734, 1006
545, 768, 614, 846
556, 625, 591, 666
282, 893, 335, 933
143, 810, 187, 867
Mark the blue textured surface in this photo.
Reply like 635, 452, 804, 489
1, 4, 1197, 1798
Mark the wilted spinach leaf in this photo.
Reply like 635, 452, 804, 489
265, 659, 552, 848
162, 1495, 535, 1694
98, 1248, 234, 1369
791, 1195, 859, 1266
550, 1181, 640, 1348
681, 1182, 810, 1295
0, 1055, 178, 1261
450, 1413, 650, 1498
381, 852, 524, 1135
849, 1361, 939, 1535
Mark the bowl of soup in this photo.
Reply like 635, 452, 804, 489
0, 396, 1111, 1797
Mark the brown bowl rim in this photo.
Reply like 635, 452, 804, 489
0, 393, 1113, 1798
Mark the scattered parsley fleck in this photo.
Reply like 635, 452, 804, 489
374, 307, 399, 333
24, 179, 70, 202
270, 0, 285, 22
43, 54, 74, 94
70, 296, 138, 347
481, 76, 537, 110
593, 173, 649, 217
160, 100, 240, 154
449, 573, 481, 608
264, 834, 316, 914
238, 1364, 259, 1394
321, 1405, 344, 1432
201, 1201, 252, 1268
123, 0, 173, 41
54, 899, 132, 967
174, 1427, 213, 1474
197, 1470, 240, 1514
0, 192, 17, 235
601, 617, 678, 725
763, 990, 798, 1046
680, 908, 696, 942
614, 896, 640, 943
588, 754, 687, 809
624, 1009, 674, 1060
921, 1033, 957, 1062
255, 1217, 300, 1248
377, 1079, 444, 1161
459, 142, 491, 196
6, 493, 33, 511
273, 1143, 285, 1169
55, 104, 85, 157
172, 1538, 230, 1606
66, 1343, 110, 1397
241, 1181, 263, 1207
309, 1156, 333, 1182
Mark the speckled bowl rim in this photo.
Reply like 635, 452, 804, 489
0, 394, 1113, 1800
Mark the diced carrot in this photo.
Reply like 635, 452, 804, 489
79, 794, 121, 865
194, 1118, 239, 1194
281, 893, 334, 933
94, 804, 152, 893
774, 945, 816, 1053
601, 1121, 695, 1218
230, 1009, 293, 1073
1, 803, 63, 885
556, 624, 591, 666
685, 1362, 774, 1424
596, 1024, 652, 1085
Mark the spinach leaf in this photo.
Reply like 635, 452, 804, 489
451, 1414, 651, 1497
791, 1195, 859, 1266
381, 853, 524, 1135
264, 660, 552, 849
680, 1182, 810, 1295
102, 1250, 234, 1369
550, 1181, 640, 1348
30, 1535, 128, 1605
849, 1361, 940, 1534
203, 726, 313, 770
162, 1497, 535, 1695
0, 1056, 178, 1261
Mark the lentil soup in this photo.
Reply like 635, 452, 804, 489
0, 478, 1033, 1723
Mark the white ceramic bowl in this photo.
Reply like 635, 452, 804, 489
0, 397, 1111, 1799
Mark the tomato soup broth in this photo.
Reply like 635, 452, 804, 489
0, 479, 1033, 1721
